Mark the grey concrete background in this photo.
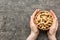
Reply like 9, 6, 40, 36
0, 0, 60, 40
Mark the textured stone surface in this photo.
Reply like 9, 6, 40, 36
0, 0, 60, 40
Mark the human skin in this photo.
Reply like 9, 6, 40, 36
26, 9, 58, 40
47, 10, 58, 40
26, 9, 40, 40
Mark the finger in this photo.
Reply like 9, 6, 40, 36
30, 16, 34, 24
30, 16, 36, 27
50, 10, 57, 28
51, 20, 58, 34
30, 9, 40, 25
30, 15, 38, 30
50, 19, 57, 31
56, 20, 58, 31
32, 9, 40, 19
30, 15, 34, 24
50, 10, 57, 20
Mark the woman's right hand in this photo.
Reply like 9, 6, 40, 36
30, 9, 40, 34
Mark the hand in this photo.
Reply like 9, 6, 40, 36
26, 9, 40, 40
30, 9, 40, 34
47, 10, 58, 40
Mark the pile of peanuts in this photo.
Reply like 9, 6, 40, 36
34, 11, 53, 30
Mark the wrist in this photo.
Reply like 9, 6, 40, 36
26, 32, 39, 40
48, 35, 56, 40
30, 32, 39, 40
31, 31, 39, 35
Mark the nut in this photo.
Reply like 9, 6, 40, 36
34, 10, 53, 30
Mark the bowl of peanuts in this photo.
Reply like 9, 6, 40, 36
34, 10, 53, 30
